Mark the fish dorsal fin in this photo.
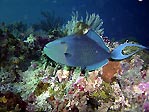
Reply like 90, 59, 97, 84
86, 59, 109, 71
86, 29, 110, 52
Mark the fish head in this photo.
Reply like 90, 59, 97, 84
43, 39, 68, 65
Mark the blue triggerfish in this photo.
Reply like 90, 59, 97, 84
44, 29, 147, 71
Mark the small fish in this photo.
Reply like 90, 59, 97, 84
44, 29, 147, 71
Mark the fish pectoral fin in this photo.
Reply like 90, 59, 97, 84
60, 41, 66, 44
86, 59, 109, 71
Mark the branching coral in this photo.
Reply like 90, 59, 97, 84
85, 12, 104, 34
13, 61, 48, 100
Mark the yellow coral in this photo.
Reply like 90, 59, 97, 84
0, 96, 7, 103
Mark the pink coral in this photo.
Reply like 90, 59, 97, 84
138, 82, 149, 92
72, 72, 102, 93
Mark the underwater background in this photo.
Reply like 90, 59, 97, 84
0, 0, 149, 45
0, 0, 149, 112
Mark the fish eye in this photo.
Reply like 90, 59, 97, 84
83, 28, 89, 34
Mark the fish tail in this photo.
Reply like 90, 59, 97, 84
111, 43, 148, 60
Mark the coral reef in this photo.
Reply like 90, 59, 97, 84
0, 12, 149, 112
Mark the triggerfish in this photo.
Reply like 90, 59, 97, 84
44, 29, 147, 71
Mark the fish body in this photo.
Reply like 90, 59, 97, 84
44, 29, 147, 70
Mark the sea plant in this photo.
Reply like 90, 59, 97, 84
63, 11, 104, 36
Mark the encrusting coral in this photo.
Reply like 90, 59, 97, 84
101, 61, 121, 83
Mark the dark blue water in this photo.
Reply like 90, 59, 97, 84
0, 0, 148, 46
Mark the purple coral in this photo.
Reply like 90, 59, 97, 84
143, 101, 149, 112
131, 55, 144, 68
120, 61, 131, 73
